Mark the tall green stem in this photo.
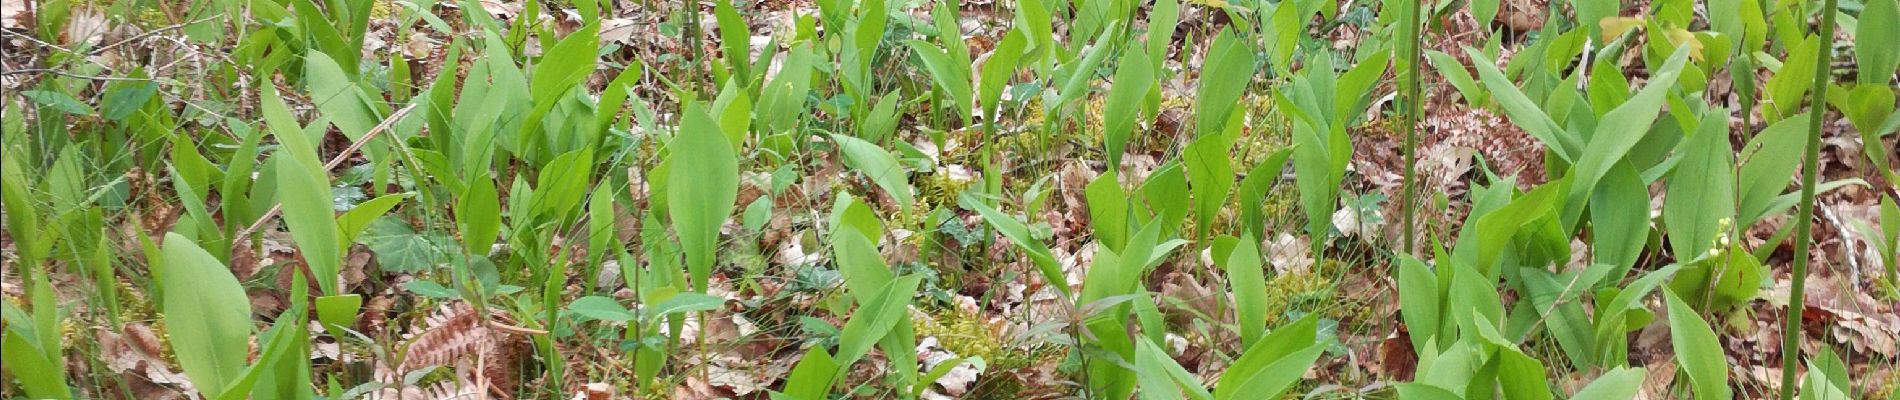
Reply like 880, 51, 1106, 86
1400, 0, 1424, 253
1778, 0, 1839, 396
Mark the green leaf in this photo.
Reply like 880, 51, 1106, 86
1801, 347, 1852, 400
1857, 0, 1900, 85
1236, 147, 1294, 239
668, 104, 740, 292
909, 39, 974, 125
1214, 314, 1322, 400
1497, 348, 1552, 400
21, 89, 94, 115
1195, 30, 1257, 137
567, 296, 636, 322
264, 85, 344, 295
831, 134, 914, 212
831, 225, 895, 303
979, 29, 1028, 120
531, 148, 595, 219
782, 347, 839, 400
1566, 47, 1692, 221
1664, 289, 1732, 400
1465, 47, 1577, 161
643, 292, 726, 320
1569, 367, 1646, 399
1427, 50, 1487, 106
1396, 254, 1441, 352
1087, 171, 1131, 250
1663, 110, 1736, 258
101, 79, 159, 121
834, 275, 924, 371
1471, 0, 1498, 32
456, 176, 502, 256
160, 233, 254, 399
1223, 233, 1268, 347
337, 193, 408, 244
1738, 115, 1808, 224
1136, 338, 1213, 400
1185, 133, 1235, 239
1591, 162, 1649, 279
1104, 50, 1154, 168
1765, 36, 1819, 122
714, 0, 751, 83
960, 193, 1069, 296
305, 51, 382, 140
314, 295, 362, 335
2, 326, 70, 398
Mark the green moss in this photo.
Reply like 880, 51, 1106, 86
1259, 270, 1332, 325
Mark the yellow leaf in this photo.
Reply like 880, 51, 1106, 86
1600, 17, 1647, 42
1664, 28, 1705, 60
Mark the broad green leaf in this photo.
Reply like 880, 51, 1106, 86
531, 148, 595, 219
782, 347, 839, 400
1196, 30, 1256, 137
1664, 110, 1736, 258
1471, 0, 1498, 33
641, 292, 726, 320
834, 275, 924, 370
264, 85, 344, 295
1738, 115, 1808, 224
1497, 348, 1552, 400
1087, 171, 1131, 250
1592, 162, 1649, 280
1566, 47, 1691, 222
1185, 133, 1235, 239
21, 89, 93, 115
831, 134, 914, 211
1136, 338, 1213, 400
1214, 314, 1321, 400
1465, 47, 1577, 161
909, 39, 974, 125
668, 104, 740, 291
305, 52, 382, 140
1394, 383, 1463, 400
1801, 347, 1852, 400
1396, 254, 1441, 352
1765, 36, 1819, 122
1104, 50, 1154, 169
1569, 367, 1646, 399
2, 326, 69, 398
337, 194, 408, 244
457, 176, 501, 256
714, 0, 750, 83
1857, 0, 1900, 84
1427, 50, 1487, 105
161, 233, 254, 399
960, 193, 1070, 296
568, 296, 636, 322
314, 295, 362, 335
979, 29, 1028, 120
1664, 289, 1731, 400
1223, 233, 1268, 347
831, 226, 895, 302
1235, 147, 1294, 239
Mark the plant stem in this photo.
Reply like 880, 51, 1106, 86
1778, 0, 1839, 396
1400, 0, 1423, 254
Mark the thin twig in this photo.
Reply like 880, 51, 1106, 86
88, 15, 223, 55
235, 103, 420, 240
0, 68, 151, 81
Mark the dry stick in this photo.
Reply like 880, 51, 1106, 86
235, 103, 420, 240
1778, 0, 1840, 396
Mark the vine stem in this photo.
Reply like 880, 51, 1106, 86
1778, 0, 1840, 396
